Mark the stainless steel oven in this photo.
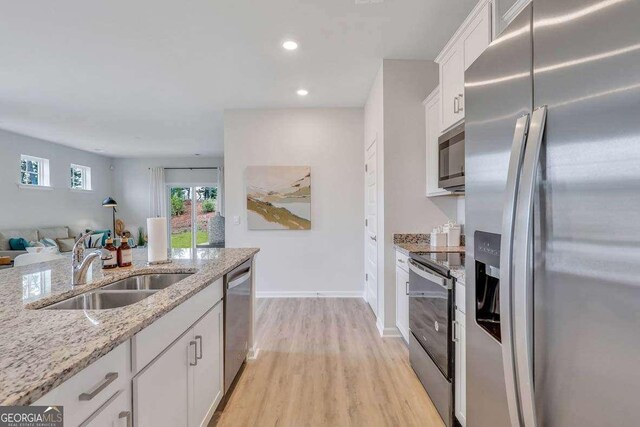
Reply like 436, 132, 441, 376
438, 123, 465, 192
408, 255, 454, 427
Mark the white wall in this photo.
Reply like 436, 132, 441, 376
225, 108, 364, 297
111, 157, 223, 233
366, 60, 459, 333
0, 129, 113, 231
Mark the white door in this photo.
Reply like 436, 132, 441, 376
365, 139, 378, 315
133, 331, 192, 427
190, 303, 224, 427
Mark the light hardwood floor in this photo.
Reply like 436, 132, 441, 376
212, 298, 445, 427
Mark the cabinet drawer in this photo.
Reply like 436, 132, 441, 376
132, 278, 223, 373
79, 387, 131, 427
396, 251, 409, 272
34, 341, 130, 427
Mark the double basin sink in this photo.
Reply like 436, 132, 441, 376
44, 273, 193, 310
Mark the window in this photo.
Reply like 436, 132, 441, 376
70, 164, 92, 190
20, 155, 50, 187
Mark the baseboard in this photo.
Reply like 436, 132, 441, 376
247, 346, 260, 360
256, 291, 366, 298
376, 318, 402, 338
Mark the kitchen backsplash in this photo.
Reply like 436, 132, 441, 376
393, 233, 466, 246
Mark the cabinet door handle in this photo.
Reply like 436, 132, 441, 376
189, 341, 198, 366
458, 93, 464, 112
397, 258, 405, 264
370, 235, 377, 242
405, 281, 410, 296
453, 96, 459, 114
195, 335, 203, 360
78, 372, 118, 401
119, 411, 132, 427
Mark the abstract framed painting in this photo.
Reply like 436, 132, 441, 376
245, 166, 311, 230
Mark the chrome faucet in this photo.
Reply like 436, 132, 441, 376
72, 231, 112, 286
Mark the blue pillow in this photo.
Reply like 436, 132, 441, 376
9, 238, 29, 251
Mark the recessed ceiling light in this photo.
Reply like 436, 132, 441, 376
297, 89, 309, 96
282, 40, 299, 51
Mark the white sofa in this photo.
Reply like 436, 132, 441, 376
0, 226, 76, 260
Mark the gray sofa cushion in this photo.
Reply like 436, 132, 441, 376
37, 227, 70, 240
0, 250, 27, 260
0, 229, 38, 251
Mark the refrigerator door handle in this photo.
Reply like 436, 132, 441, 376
513, 105, 547, 427
499, 113, 530, 427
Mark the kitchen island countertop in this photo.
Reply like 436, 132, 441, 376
0, 247, 258, 405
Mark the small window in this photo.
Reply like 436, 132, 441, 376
70, 164, 92, 190
20, 155, 50, 187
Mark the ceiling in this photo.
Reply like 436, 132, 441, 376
0, 0, 475, 158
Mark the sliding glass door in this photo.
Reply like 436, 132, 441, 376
168, 185, 217, 251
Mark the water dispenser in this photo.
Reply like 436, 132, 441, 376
475, 231, 502, 342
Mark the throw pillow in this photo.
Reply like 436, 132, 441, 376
8, 238, 29, 251
89, 233, 104, 248
40, 238, 58, 248
87, 229, 111, 246
56, 238, 76, 253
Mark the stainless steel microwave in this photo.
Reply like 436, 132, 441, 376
438, 123, 465, 192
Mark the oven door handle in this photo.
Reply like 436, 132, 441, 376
408, 259, 452, 290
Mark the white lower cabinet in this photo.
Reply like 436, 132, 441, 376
133, 330, 192, 427
454, 307, 466, 426
190, 303, 224, 427
33, 341, 130, 427
33, 279, 226, 427
395, 251, 410, 343
134, 301, 224, 427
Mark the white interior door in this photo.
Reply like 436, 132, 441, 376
365, 139, 378, 316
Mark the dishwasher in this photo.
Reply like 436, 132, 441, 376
223, 258, 252, 394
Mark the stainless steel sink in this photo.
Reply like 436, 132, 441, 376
45, 290, 157, 310
101, 273, 192, 291
41, 273, 193, 310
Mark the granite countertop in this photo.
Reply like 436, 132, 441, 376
0, 247, 259, 405
394, 234, 466, 285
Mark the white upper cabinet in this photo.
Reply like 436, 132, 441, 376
493, 0, 531, 38
439, 47, 465, 132
424, 88, 451, 197
436, 0, 492, 133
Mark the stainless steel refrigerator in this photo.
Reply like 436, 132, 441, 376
465, 1, 640, 426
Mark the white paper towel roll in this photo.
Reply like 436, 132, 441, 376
147, 217, 168, 263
